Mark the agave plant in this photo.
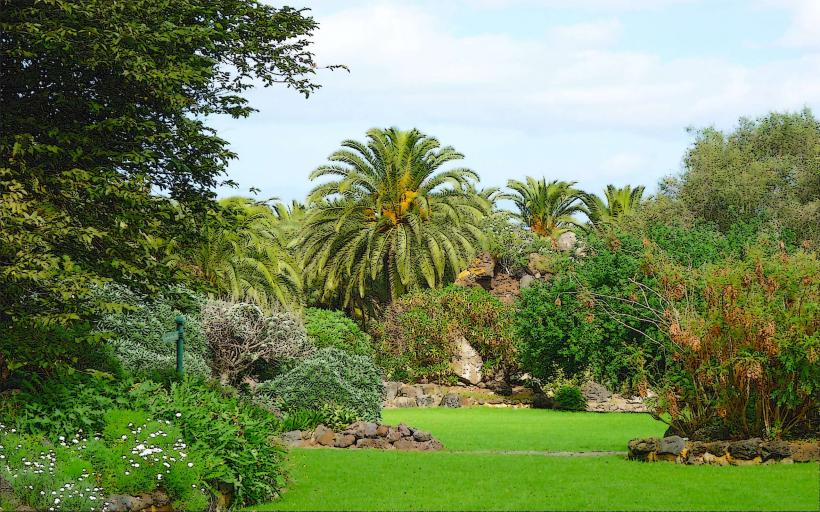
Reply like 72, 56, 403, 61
298, 127, 490, 307
582, 184, 646, 227
506, 177, 585, 243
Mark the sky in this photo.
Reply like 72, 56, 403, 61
210, 0, 820, 202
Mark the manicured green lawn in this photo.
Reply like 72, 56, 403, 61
255, 408, 820, 511
381, 407, 667, 452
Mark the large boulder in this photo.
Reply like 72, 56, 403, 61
383, 381, 400, 401
489, 272, 520, 304
451, 336, 483, 385
658, 436, 685, 456
581, 381, 612, 402
728, 438, 762, 460
556, 232, 577, 252
441, 392, 461, 408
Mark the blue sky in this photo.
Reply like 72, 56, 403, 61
210, 0, 820, 202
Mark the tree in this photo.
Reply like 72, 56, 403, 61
675, 110, 820, 244
298, 127, 490, 310
0, 0, 329, 379
506, 177, 585, 243
582, 184, 646, 227
187, 198, 302, 309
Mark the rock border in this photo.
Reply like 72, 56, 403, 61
628, 436, 819, 465
281, 422, 443, 451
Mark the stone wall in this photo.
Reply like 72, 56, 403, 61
281, 421, 443, 451
628, 436, 819, 465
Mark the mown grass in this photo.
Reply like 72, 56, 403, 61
381, 407, 667, 452
255, 408, 820, 511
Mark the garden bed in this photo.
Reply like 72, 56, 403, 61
280, 421, 443, 451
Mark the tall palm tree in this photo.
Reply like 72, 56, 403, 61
191, 197, 302, 309
582, 184, 646, 227
506, 177, 585, 243
298, 127, 490, 307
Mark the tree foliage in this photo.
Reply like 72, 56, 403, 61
582, 184, 646, 228
0, 0, 327, 378
298, 128, 491, 309
507, 177, 585, 243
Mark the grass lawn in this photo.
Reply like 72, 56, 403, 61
255, 408, 820, 511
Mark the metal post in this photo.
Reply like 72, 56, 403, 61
175, 315, 185, 376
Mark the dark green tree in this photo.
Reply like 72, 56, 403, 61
0, 0, 331, 381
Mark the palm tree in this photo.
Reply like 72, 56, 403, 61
506, 177, 585, 243
298, 127, 490, 308
582, 184, 646, 227
190, 197, 302, 309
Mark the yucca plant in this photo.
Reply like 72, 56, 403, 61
506, 177, 585, 244
581, 184, 646, 227
298, 127, 490, 309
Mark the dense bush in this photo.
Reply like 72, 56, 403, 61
481, 212, 554, 275
257, 347, 383, 422
202, 300, 314, 384
304, 308, 373, 356
553, 385, 586, 411
128, 379, 287, 506
651, 245, 820, 439
93, 284, 212, 379
516, 233, 664, 392
376, 286, 517, 383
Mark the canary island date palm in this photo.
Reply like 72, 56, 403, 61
191, 197, 301, 309
299, 127, 490, 307
506, 177, 585, 243
582, 184, 646, 227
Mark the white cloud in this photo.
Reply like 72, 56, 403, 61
773, 0, 820, 48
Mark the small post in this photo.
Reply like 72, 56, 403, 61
175, 315, 185, 376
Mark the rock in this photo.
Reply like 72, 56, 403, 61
399, 384, 420, 398
334, 434, 356, 448
492, 382, 513, 396
376, 424, 389, 437
703, 441, 729, 457
789, 441, 820, 462
342, 421, 365, 436
362, 422, 379, 438
412, 430, 432, 442
455, 253, 495, 289
531, 393, 555, 409
658, 436, 686, 456
397, 423, 412, 437
761, 439, 791, 461
728, 438, 762, 460
383, 381, 400, 401
356, 438, 392, 449
313, 425, 336, 446
581, 381, 612, 402
519, 274, 536, 289
386, 427, 402, 443
441, 393, 461, 408
489, 272, 520, 304
451, 336, 483, 385
280, 430, 303, 446
393, 396, 417, 407
416, 395, 436, 407
421, 383, 440, 395
628, 438, 659, 460
393, 439, 426, 450
423, 439, 444, 451
556, 231, 577, 252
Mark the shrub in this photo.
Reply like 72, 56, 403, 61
376, 286, 517, 383
304, 308, 373, 356
202, 300, 313, 384
129, 379, 286, 506
553, 385, 586, 411
280, 404, 359, 431
515, 232, 664, 392
650, 245, 820, 439
93, 283, 212, 379
257, 348, 383, 422
482, 212, 554, 275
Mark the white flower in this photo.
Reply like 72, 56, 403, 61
157, 474, 163, 480
175, 412, 182, 418
120, 435, 127, 440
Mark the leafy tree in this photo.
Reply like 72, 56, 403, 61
506, 177, 585, 244
674, 109, 820, 243
0, 0, 329, 379
298, 128, 491, 309
582, 184, 646, 227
